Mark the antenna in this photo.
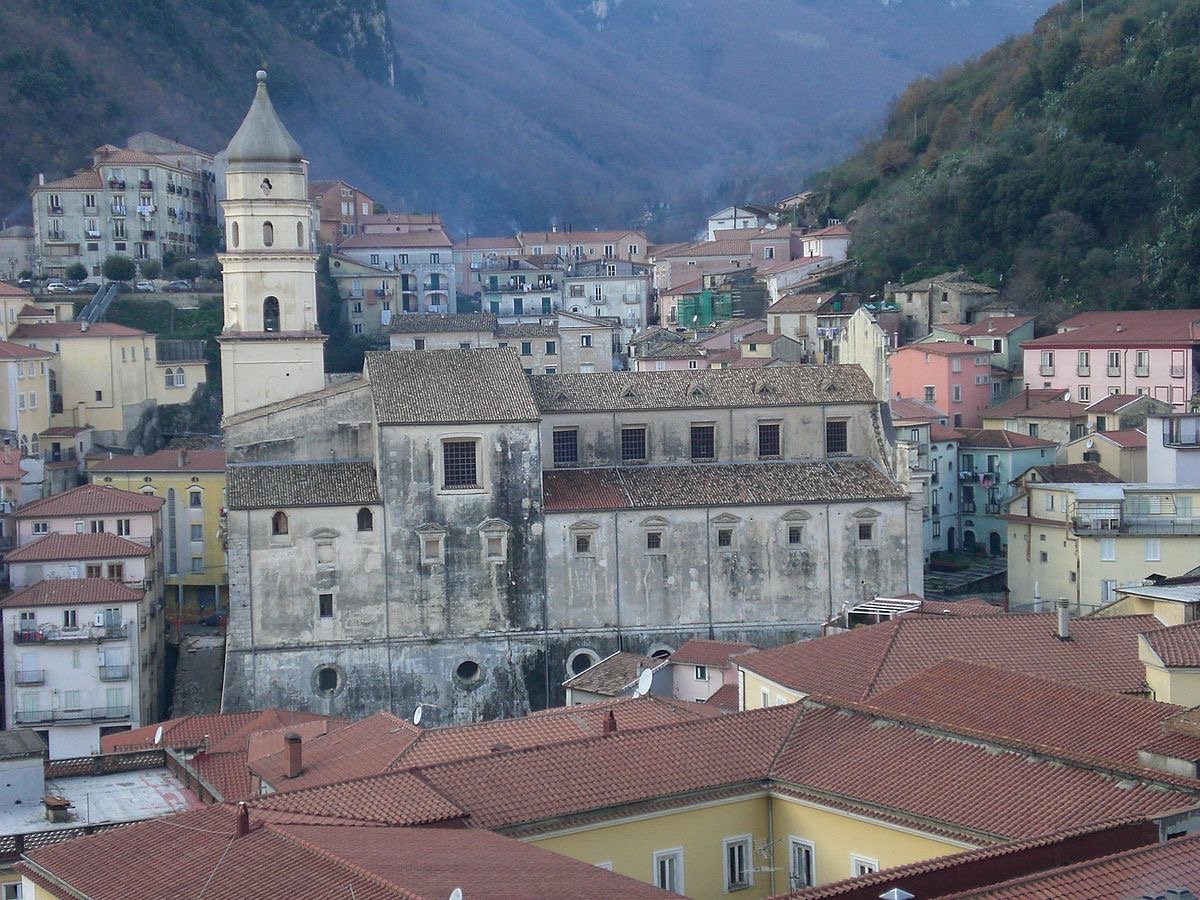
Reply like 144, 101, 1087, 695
633, 668, 653, 698
153, 725, 164, 746
1063, 389, 1071, 402
413, 705, 423, 727
449, 889, 463, 900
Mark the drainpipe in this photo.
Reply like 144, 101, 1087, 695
825, 502, 835, 621
613, 510, 622, 652
705, 507, 714, 640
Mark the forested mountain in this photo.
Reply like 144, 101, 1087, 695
819, 0, 1200, 319
0, 0, 1048, 237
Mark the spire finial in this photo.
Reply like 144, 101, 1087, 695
256, 69, 268, 84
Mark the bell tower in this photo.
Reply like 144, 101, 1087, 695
217, 70, 326, 419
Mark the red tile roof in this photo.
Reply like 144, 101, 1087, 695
0, 283, 30, 298
90, 449, 226, 472
957, 428, 1058, 450
4, 531, 153, 563
668, 638, 757, 667
898, 340, 987, 356
739, 613, 1161, 700
705, 682, 741, 711
254, 769, 469, 826
960, 316, 1033, 337
104, 708, 333, 754
1094, 428, 1147, 448
658, 238, 752, 259
13, 483, 164, 517
987, 390, 1088, 420
1084, 393, 1142, 413
0, 577, 143, 609
0, 340, 53, 359
947, 831, 1200, 898
857, 659, 1185, 771
9, 322, 147, 339
34, 170, 103, 191
890, 396, 947, 423
338, 229, 451, 249
1142, 622, 1200, 668
912, 599, 1004, 617
1023, 309, 1200, 348
930, 423, 966, 441
564, 651, 661, 695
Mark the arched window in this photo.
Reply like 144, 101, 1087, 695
263, 297, 280, 332
262, 221, 274, 247
271, 510, 289, 535
231, 221, 239, 248
164, 368, 175, 389
174, 367, 186, 387
357, 508, 374, 532
18, 435, 27, 456
296, 221, 304, 247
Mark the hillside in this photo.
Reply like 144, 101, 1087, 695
817, 0, 1200, 318
0, 0, 1050, 238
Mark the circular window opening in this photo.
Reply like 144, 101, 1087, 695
567, 648, 599, 677
455, 659, 481, 684
649, 646, 673, 660
315, 666, 339, 696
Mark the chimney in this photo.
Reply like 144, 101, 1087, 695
235, 801, 250, 837
602, 710, 617, 734
284, 731, 302, 777
177, 449, 188, 468
38, 173, 44, 186
1056, 598, 1071, 640
1024, 385, 1030, 410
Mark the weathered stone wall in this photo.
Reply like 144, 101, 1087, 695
224, 382, 374, 463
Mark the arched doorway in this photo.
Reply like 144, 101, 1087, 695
947, 527, 957, 553
963, 530, 976, 553
989, 531, 1003, 556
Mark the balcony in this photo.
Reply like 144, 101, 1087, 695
13, 622, 129, 644
41, 447, 77, 463
1163, 417, 1200, 447
14, 669, 44, 685
986, 502, 1002, 514
48, 205, 63, 215
1135, 365, 1150, 378
1077, 366, 1090, 377
85, 228, 101, 239
1107, 365, 1121, 377
139, 179, 153, 190
99, 665, 130, 681
111, 204, 127, 217
142, 229, 156, 239
14, 706, 130, 726
47, 231, 65, 242
961, 500, 977, 513
108, 179, 126, 190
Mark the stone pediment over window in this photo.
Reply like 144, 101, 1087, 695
711, 513, 742, 525
415, 522, 447, 535
569, 520, 600, 532
477, 517, 511, 535
308, 526, 341, 540
853, 507, 881, 519
639, 515, 669, 528
782, 509, 811, 522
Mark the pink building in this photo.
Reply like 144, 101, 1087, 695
890, 341, 993, 429
652, 238, 752, 291
1022, 310, 1200, 409
667, 639, 757, 705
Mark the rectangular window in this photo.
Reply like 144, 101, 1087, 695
545, 340, 557, 356
758, 422, 781, 458
1040, 350, 1055, 375
1107, 350, 1121, 376
90, 519, 105, 533
621, 427, 647, 462
319, 593, 333, 618
1045, 492, 1055, 511
190, 524, 203, 542
189, 492, 202, 508
513, 297, 523, 315
574, 533, 593, 556
107, 563, 124, 581
191, 556, 204, 574
486, 535, 505, 560
851, 855, 879, 877
1100, 538, 1116, 561
690, 424, 715, 460
695, 665, 708, 681
520, 341, 532, 356
1136, 350, 1150, 376
952, 384, 963, 402
789, 839, 815, 890
653, 849, 683, 894
858, 522, 874, 542
86, 564, 102, 578
63, 609, 78, 628
825, 420, 848, 455
552, 429, 579, 467
951, 357, 962, 373
717, 528, 733, 548
430, 253, 440, 264
63, 690, 82, 710
724, 836, 752, 891
1145, 538, 1161, 561
788, 526, 803, 545
442, 440, 478, 489
116, 518, 131, 536
1077, 350, 1090, 375
1078, 385, 1090, 402
414, 338, 426, 351
646, 531, 662, 551
421, 534, 444, 564
33, 522, 48, 535
580, 334, 593, 348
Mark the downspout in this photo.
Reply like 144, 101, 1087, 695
767, 792, 777, 897
378, 451, 394, 713
705, 507, 714, 640
825, 502, 834, 622
613, 509, 622, 651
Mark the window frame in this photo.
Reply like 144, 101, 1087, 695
788, 837, 816, 891
851, 855, 879, 877
551, 427, 579, 467
690, 423, 716, 461
652, 848, 684, 894
757, 421, 782, 459
441, 437, 481, 491
723, 835, 753, 892
825, 419, 848, 455
318, 593, 334, 619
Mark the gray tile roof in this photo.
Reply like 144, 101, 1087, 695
530, 365, 875, 413
227, 461, 380, 510
638, 342, 704, 359
366, 349, 541, 425
388, 313, 498, 334
562, 652, 663, 695
496, 323, 557, 338
543, 459, 907, 511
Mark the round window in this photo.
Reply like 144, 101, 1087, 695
314, 665, 341, 697
649, 645, 673, 660
455, 659, 482, 687
567, 648, 599, 677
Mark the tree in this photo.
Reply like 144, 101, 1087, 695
64, 262, 87, 282
172, 260, 201, 281
102, 254, 136, 282
874, 141, 913, 177
139, 259, 162, 280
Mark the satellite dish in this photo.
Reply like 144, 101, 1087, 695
1086, 438, 1094, 449
1063, 390, 1071, 402
412, 705, 423, 727
633, 668, 653, 698
153, 725, 164, 746
448, 889, 463, 900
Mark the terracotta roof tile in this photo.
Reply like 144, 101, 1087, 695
13, 484, 164, 517
957, 428, 1058, 450
366, 349, 540, 424
1024, 463, 1122, 483
669, 638, 757, 667
9, 322, 147, 339
543, 460, 907, 512
739, 613, 1161, 700
1142, 622, 1200, 667
338, 228, 451, 249
913, 599, 1004, 616
657, 238, 752, 259
33, 170, 104, 191
898, 340, 987, 356
1023, 309, 1200, 348
930, 423, 966, 441
253, 770, 468, 826
90, 449, 225, 472
531, 364, 877, 411
960, 316, 1033, 337
705, 682, 741, 711
0, 577, 143, 608
1094, 428, 1146, 448
4, 532, 153, 563
226, 460, 379, 510
890, 397, 948, 423
103, 708, 331, 754
1084, 393, 1143, 413
0, 340, 53, 359
563, 651, 662, 695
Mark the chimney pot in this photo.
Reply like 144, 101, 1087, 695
236, 801, 250, 837
603, 710, 617, 734
177, 449, 187, 468
284, 731, 302, 778
1056, 598, 1071, 640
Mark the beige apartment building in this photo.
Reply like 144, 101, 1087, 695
1006, 481, 1200, 614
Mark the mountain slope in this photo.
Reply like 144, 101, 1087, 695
1, 0, 1050, 237
819, 0, 1200, 316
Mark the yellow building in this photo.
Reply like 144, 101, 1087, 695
1006, 481, 1200, 615
90, 448, 226, 616
0, 340, 53, 455
1140, 622, 1200, 706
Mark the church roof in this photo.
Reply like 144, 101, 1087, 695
225, 71, 303, 166
365, 349, 540, 425
226, 460, 380, 510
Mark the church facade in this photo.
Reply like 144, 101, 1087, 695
219, 74, 923, 722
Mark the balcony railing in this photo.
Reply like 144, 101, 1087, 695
13, 623, 129, 644
1107, 365, 1121, 376
138, 179, 153, 190
85, 228, 101, 238
142, 229, 156, 239
1077, 366, 1090, 376
99, 665, 130, 681
1039, 365, 1054, 376
14, 706, 130, 725
108, 180, 126, 190
14, 670, 44, 685
986, 502, 1002, 514
47, 231, 65, 242
961, 500, 977, 513
1172, 365, 1186, 378
1135, 366, 1150, 377
111, 204, 127, 217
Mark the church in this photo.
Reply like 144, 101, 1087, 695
218, 72, 922, 722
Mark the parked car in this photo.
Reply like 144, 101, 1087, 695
65, 279, 83, 293
198, 611, 227, 628
79, 281, 101, 294
45, 281, 70, 294
164, 280, 192, 292
135, 280, 156, 292
17, 277, 31, 287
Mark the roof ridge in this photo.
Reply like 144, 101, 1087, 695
264, 821, 422, 900
860, 617, 905, 700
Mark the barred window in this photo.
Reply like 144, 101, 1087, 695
646, 531, 662, 550
788, 526, 803, 545
758, 422, 781, 458
443, 440, 478, 488
717, 528, 733, 548
621, 426, 647, 462
825, 420, 848, 455
552, 429, 578, 466
690, 424, 715, 460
